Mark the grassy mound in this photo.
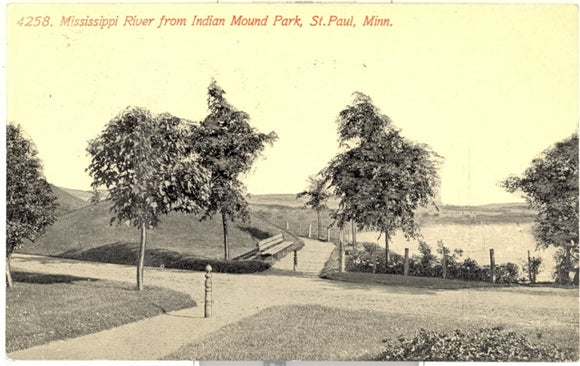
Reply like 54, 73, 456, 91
18, 200, 302, 271
49, 184, 88, 216
6, 271, 195, 353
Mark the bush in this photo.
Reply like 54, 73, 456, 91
171, 257, 271, 273
347, 241, 521, 284
376, 327, 578, 361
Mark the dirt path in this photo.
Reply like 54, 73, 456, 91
8, 238, 579, 360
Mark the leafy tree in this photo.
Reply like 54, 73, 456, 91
501, 133, 578, 284
6, 124, 58, 287
297, 175, 331, 240
323, 92, 440, 269
87, 106, 210, 290
190, 81, 277, 259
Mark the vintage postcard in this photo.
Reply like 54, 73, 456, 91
4, 2, 579, 364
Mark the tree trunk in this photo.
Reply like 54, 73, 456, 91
6, 255, 13, 288
351, 220, 357, 249
384, 231, 390, 273
222, 211, 229, 260
317, 209, 321, 240
137, 223, 147, 291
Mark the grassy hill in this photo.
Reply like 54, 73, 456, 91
49, 184, 88, 216
19, 200, 301, 270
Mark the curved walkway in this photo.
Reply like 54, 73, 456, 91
7, 238, 578, 360
7, 238, 335, 360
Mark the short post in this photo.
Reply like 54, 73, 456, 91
308, 223, 312, 238
404, 248, 409, 277
285, 221, 289, 230
490, 248, 496, 283
204, 264, 212, 318
293, 250, 298, 271
327, 227, 331, 242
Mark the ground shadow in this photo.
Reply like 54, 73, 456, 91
12, 271, 97, 284
236, 225, 272, 240
55, 242, 271, 273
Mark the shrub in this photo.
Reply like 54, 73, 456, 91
376, 327, 578, 361
347, 240, 522, 284
523, 256, 543, 283
171, 257, 271, 273
495, 262, 520, 284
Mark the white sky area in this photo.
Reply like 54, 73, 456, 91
6, 3, 579, 205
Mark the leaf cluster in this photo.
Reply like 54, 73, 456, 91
296, 175, 331, 212
191, 80, 277, 222
324, 92, 441, 238
86, 106, 211, 228
6, 124, 58, 257
377, 327, 577, 361
501, 133, 578, 251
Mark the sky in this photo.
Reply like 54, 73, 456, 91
6, 3, 578, 205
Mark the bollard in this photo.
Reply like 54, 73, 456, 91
327, 227, 331, 242
293, 250, 298, 271
490, 249, 496, 284
204, 264, 212, 318
308, 223, 312, 238
286, 222, 289, 230
404, 248, 409, 277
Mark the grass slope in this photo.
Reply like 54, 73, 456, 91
6, 271, 195, 352
49, 184, 88, 216
18, 200, 301, 268
165, 304, 577, 361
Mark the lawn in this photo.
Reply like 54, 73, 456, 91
165, 304, 577, 361
18, 200, 303, 270
6, 271, 196, 353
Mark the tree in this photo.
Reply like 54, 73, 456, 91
190, 81, 277, 259
6, 124, 58, 287
501, 133, 579, 284
323, 92, 440, 269
297, 175, 331, 240
87, 106, 210, 290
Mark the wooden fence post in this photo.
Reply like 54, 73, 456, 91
293, 250, 298, 271
339, 227, 345, 272
308, 223, 312, 238
404, 248, 409, 277
490, 248, 496, 283
441, 250, 447, 279
527, 250, 533, 284
204, 264, 212, 318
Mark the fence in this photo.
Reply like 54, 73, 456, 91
275, 218, 564, 283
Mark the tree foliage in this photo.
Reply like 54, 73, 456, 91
297, 175, 331, 239
323, 92, 441, 265
190, 81, 277, 259
86, 106, 210, 289
6, 124, 58, 287
501, 133, 578, 281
